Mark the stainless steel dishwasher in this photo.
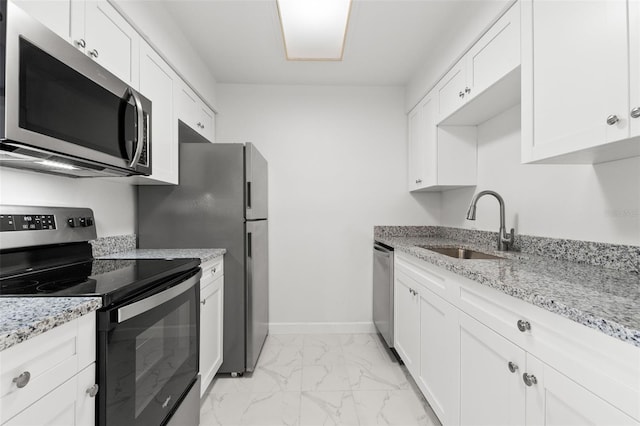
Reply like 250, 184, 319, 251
373, 241, 394, 348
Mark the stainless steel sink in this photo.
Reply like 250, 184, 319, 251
417, 245, 504, 260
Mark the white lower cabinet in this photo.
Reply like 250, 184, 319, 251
393, 252, 640, 426
525, 355, 638, 426
0, 313, 97, 425
418, 287, 460, 425
459, 312, 526, 426
394, 269, 420, 376
199, 256, 224, 397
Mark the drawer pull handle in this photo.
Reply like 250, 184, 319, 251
507, 362, 518, 373
86, 384, 99, 397
212, 268, 216, 274
201, 299, 207, 305
13, 371, 31, 388
631, 107, 640, 118
606, 114, 619, 125
516, 319, 531, 332
523, 373, 537, 386
89, 49, 99, 58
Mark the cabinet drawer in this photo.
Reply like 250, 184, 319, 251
200, 256, 224, 290
0, 313, 96, 423
458, 277, 640, 421
395, 252, 457, 302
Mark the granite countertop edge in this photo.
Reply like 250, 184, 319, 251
0, 297, 102, 352
377, 236, 640, 349
98, 248, 227, 263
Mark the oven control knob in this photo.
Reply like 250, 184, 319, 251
67, 217, 79, 228
79, 217, 86, 227
85, 217, 94, 227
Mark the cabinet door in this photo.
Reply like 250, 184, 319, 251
199, 105, 215, 143
408, 94, 437, 191
177, 85, 201, 134
465, 2, 520, 100
436, 60, 466, 121
522, 0, 629, 162
200, 277, 224, 397
407, 105, 423, 191
630, 0, 640, 138
459, 313, 526, 426
75, 364, 96, 425
525, 355, 639, 426
139, 41, 178, 185
5, 377, 77, 426
394, 270, 420, 376
419, 95, 438, 188
418, 287, 460, 426
12, 0, 78, 43
84, 0, 139, 88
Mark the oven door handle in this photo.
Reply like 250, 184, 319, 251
117, 269, 202, 323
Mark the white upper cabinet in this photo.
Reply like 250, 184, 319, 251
80, 1, 140, 88
435, 61, 467, 121
135, 41, 179, 185
178, 83, 216, 143
13, 0, 139, 88
408, 90, 477, 192
437, 2, 521, 125
11, 0, 79, 42
521, 0, 640, 164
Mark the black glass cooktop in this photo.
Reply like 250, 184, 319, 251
0, 257, 200, 306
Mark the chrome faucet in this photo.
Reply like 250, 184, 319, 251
466, 190, 514, 251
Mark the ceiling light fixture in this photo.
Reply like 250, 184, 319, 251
276, 0, 352, 61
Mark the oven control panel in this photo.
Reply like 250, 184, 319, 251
67, 217, 94, 228
0, 214, 56, 232
0, 206, 97, 250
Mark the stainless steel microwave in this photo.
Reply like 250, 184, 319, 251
0, 0, 152, 178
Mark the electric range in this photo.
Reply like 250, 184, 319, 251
0, 205, 202, 426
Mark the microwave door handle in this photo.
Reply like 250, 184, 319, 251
125, 88, 144, 168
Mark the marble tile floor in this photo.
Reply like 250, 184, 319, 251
200, 333, 442, 426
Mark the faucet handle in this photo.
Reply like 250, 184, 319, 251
503, 228, 515, 245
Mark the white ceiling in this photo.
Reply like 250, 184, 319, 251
163, 0, 500, 86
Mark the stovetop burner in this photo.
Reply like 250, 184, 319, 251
0, 255, 200, 306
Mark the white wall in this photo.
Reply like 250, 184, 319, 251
111, 0, 217, 109
441, 105, 640, 246
215, 84, 440, 332
0, 168, 136, 237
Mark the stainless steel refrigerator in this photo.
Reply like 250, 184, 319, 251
137, 122, 268, 375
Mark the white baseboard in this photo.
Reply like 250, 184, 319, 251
269, 322, 376, 335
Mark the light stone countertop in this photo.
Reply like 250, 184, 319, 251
99, 248, 226, 263
377, 235, 640, 348
0, 297, 102, 352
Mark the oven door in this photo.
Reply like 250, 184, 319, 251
2, 1, 151, 176
97, 269, 201, 426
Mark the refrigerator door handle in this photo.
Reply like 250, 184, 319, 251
247, 232, 252, 258
247, 182, 252, 209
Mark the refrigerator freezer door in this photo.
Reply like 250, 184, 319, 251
245, 143, 268, 220
245, 220, 269, 372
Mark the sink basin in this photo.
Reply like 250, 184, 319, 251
417, 245, 504, 260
